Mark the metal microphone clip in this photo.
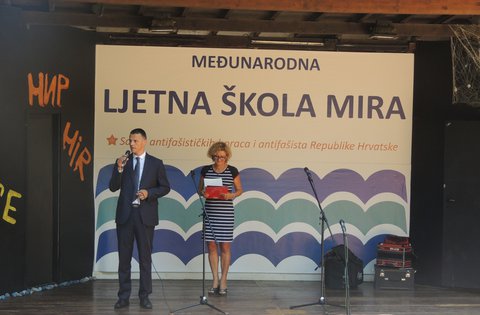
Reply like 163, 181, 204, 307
304, 167, 313, 181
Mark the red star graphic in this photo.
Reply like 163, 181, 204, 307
107, 134, 118, 145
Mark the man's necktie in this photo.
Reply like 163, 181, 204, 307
134, 157, 141, 193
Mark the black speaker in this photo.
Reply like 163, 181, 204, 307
324, 245, 364, 289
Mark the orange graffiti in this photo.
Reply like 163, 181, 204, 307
28, 72, 70, 107
63, 121, 92, 181
0, 181, 23, 225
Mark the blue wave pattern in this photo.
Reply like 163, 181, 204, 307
96, 228, 386, 267
95, 165, 408, 269
241, 167, 408, 203
96, 165, 407, 202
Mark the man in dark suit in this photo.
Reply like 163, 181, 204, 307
109, 128, 170, 310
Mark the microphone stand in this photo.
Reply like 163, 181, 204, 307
170, 170, 228, 315
290, 167, 342, 313
340, 220, 351, 315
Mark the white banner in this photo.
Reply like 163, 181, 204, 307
94, 45, 413, 279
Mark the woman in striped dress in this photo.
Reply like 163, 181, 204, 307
199, 141, 243, 296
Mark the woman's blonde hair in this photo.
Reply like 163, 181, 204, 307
207, 141, 232, 160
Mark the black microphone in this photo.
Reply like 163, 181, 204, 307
121, 150, 130, 166
339, 219, 346, 233
190, 170, 195, 178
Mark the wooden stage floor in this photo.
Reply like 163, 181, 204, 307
1, 279, 480, 315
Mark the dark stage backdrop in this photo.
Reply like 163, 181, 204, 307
411, 42, 480, 289
442, 120, 480, 288
0, 7, 28, 295
24, 25, 96, 284
410, 41, 451, 286
0, 6, 95, 294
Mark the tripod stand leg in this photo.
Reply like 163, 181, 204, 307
290, 297, 325, 309
170, 302, 201, 314
205, 301, 229, 314
170, 296, 229, 315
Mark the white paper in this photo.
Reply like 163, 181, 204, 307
204, 178, 223, 187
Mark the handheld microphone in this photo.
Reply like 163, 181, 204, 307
121, 150, 130, 166
190, 170, 195, 178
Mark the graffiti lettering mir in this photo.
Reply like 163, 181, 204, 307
28, 72, 70, 107
63, 121, 92, 181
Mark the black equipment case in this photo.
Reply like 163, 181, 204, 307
374, 266, 415, 290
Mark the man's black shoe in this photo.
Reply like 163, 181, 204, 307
114, 299, 129, 309
140, 297, 152, 309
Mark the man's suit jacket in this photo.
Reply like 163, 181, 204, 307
109, 153, 171, 226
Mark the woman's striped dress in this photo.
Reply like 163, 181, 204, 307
201, 165, 239, 242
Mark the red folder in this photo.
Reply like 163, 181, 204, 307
205, 186, 228, 199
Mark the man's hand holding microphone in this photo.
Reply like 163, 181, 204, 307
116, 150, 130, 172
